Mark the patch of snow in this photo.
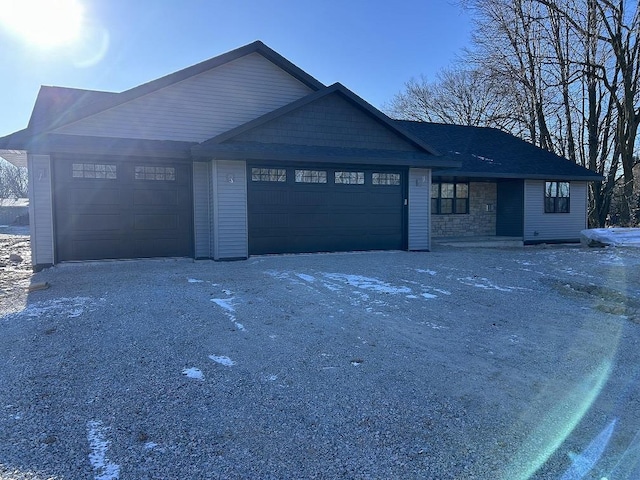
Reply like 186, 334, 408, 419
421, 292, 437, 299
87, 420, 120, 480
458, 276, 529, 292
419, 321, 447, 330
432, 288, 452, 295
144, 442, 159, 450
296, 273, 315, 282
406, 294, 418, 299
9, 296, 100, 320
187, 278, 203, 283
415, 268, 437, 275
211, 296, 245, 331
182, 367, 204, 380
322, 273, 411, 295
581, 228, 640, 247
209, 355, 235, 367
211, 298, 235, 312
222, 289, 232, 295
472, 153, 501, 165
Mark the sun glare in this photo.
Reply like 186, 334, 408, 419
0, 0, 84, 48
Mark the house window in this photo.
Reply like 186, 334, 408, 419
135, 166, 176, 181
295, 170, 327, 183
431, 182, 469, 214
545, 181, 570, 213
72, 163, 117, 179
251, 168, 286, 182
335, 171, 364, 184
372, 173, 400, 185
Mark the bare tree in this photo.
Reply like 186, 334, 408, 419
384, 68, 516, 129
0, 158, 28, 199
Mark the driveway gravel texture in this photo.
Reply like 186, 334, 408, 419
1, 232, 640, 479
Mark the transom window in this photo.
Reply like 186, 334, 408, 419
295, 169, 327, 183
372, 173, 400, 185
252, 168, 286, 182
545, 181, 570, 213
335, 171, 365, 185
72, 163, 117, 179
135, 166, 175, 181
431, 182, 469, 214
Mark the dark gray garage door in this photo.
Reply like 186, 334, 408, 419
248, 164, 405, 255
54, 158, 192, 261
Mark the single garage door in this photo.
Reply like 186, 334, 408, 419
54, 158, 192, 261
248, 164, 406, 255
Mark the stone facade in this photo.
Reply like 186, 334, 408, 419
432, 182, 497, 237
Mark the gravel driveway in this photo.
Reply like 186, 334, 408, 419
1, 238, 640, 479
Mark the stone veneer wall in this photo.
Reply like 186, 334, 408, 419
432, 182, 497, 237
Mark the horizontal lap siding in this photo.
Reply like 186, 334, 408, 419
408, 168, 430, 251
231, 93, 420, 151
28, 154, 54, 266
524, 180, 587, 242
213, 161, 247, 259
193, 162, 211, 258
55, 53, 313, 142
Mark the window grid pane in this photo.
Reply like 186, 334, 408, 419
544, 181, 570, 213
295, 170, 327, 183
72, 163, 117, 179
135, 166, 176, 181
335, 171, 364, 184
251, 168, 286, 182
431, 182, 469, 214
372, 173, 400, 185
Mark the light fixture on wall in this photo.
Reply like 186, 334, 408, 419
227, 174, 234, 184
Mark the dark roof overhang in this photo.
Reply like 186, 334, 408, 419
191, 142, 459, 168
1, 132, 195, 159
432, 169, 605, 182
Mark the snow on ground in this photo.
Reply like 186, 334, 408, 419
210, 294, 245, 331
322, 273, 412, 294
209, 355, 235, 367
5, 296, 103, 320
86, 420, 120, 480
581, 228, 640, 247
182, 367, 204, 380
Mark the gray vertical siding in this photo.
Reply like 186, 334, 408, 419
192, 162, 211, 258
408, 168, 431, 251
523, 180, 587, 242
55, 53, 313, 142
27, 154, 54, 267
212, 160, 248, 260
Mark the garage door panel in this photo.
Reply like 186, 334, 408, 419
133, 189, 179, 206
67, 187, 122, 207
248, 165, 405, 255
134, 214, 179, 230
54, 158, 192, 262
71, 214, 124, 231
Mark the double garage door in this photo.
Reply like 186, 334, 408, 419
54, 158, 192, 262
248, 164, 406, 255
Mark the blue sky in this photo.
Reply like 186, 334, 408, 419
0, 0, 472, 137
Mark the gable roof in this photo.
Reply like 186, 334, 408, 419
396, 121, 604, 181
191, 83, 452, 169
28, 41, 326, 135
